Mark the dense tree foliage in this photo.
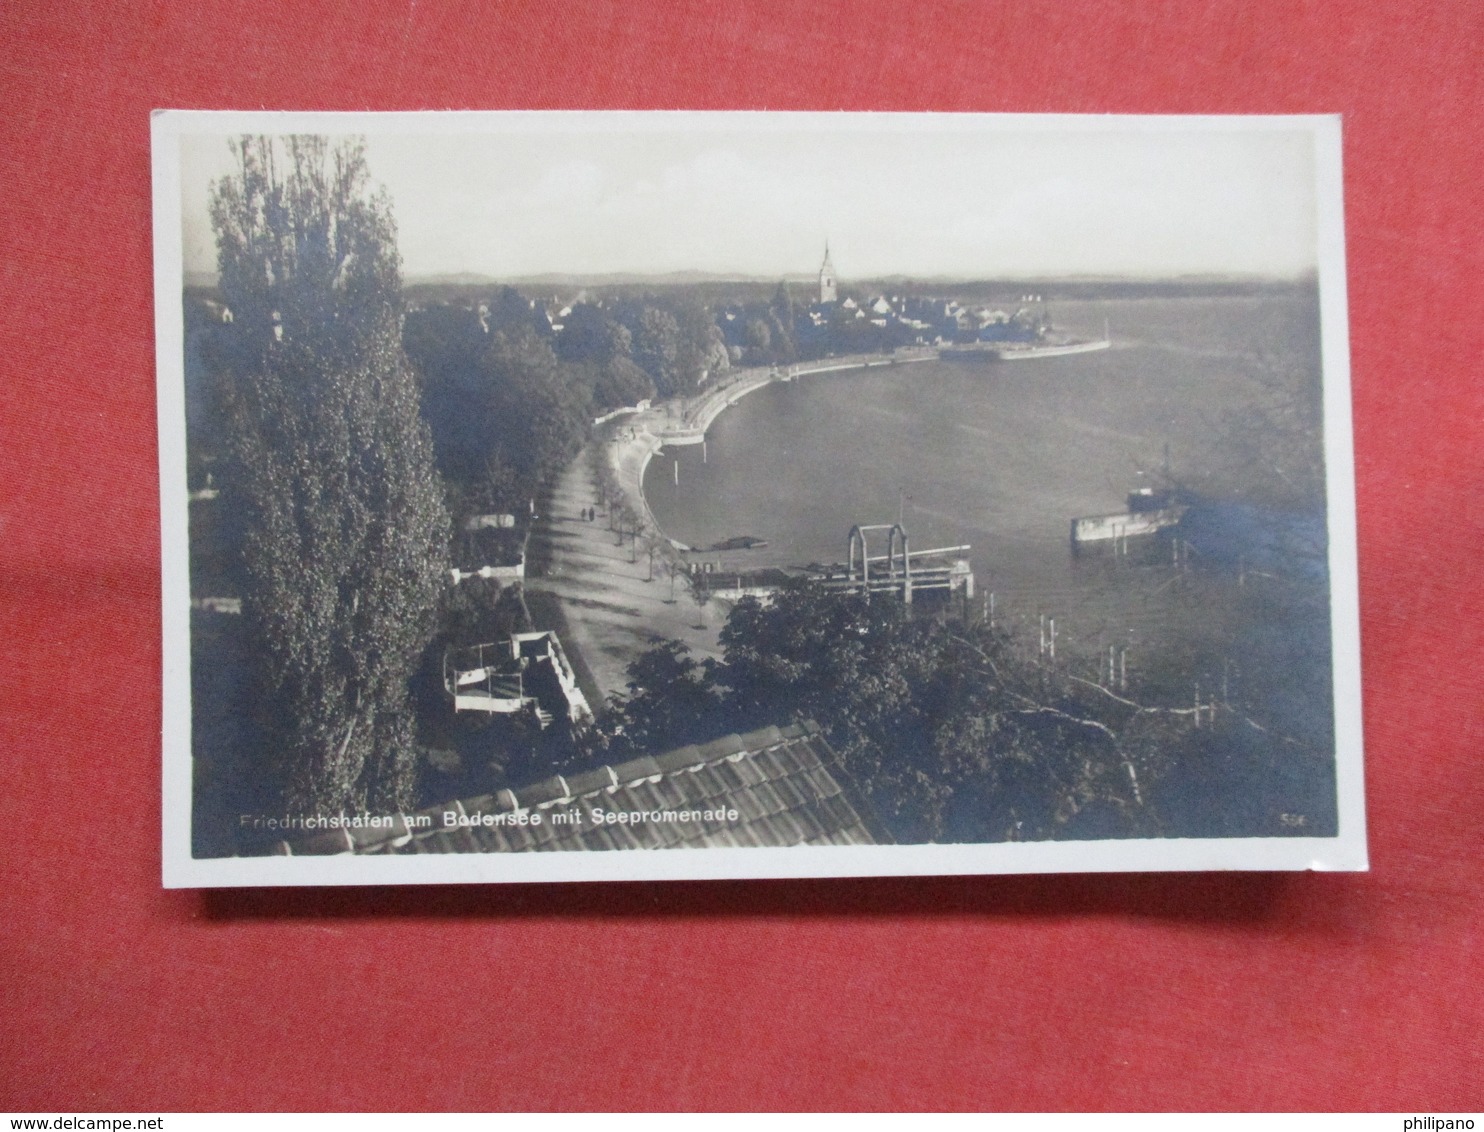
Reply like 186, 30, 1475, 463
482, 324, 592, 495
557, 306, 655, 412
672, 297, 730, 394
598, 579, 1336, 844
406, 285, 739, 516
210, 135, 450, 815
633, 306, 684, 398
611, 639, 722, 755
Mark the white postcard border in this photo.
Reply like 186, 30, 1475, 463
153, 110, 1366, 887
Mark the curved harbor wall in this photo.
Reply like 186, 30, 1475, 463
606, 351, 934, 553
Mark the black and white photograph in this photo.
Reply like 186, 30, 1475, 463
154, 111, 1365, 885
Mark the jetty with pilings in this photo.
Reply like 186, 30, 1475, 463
826, 522, 974, 603
688, 522, 973, 606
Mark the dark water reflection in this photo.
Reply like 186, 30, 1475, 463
646, 293, 1335, 766
647, 294, 1326, 627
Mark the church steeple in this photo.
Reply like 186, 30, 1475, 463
818, 242, 837, 303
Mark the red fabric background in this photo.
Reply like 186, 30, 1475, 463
2, 0, 1481, 1112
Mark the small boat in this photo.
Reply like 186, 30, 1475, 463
710, 535, 770, 551
1071, 486, 1186, 551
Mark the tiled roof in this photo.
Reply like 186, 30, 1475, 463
274, 721, 884, 856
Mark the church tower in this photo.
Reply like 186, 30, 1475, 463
818, 242, 837, 304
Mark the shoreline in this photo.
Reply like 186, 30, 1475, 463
614, 350, 936, 553
530, 351, 934, 702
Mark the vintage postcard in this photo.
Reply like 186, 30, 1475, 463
154, 110, 1365, 886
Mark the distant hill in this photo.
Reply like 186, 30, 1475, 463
408, 270, 815, 288
192, 268, 1312, 303
410, 269, 1307, 287
850, 273, 1314, 301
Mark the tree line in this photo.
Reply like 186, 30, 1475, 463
203, 135, 448, 818
402, 289, 728, 519
588, 577, 1338, 844
192, 135, 737, 828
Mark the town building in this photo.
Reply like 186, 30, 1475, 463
818, 242, 837, 304
444, 630, 592, 728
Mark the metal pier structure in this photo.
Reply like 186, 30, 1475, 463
688, 523, 973, 606
828, 523, 974, 604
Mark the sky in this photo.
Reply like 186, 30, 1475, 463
178, 115, 1321, 281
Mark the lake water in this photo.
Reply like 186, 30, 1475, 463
644, 292, 1327, 655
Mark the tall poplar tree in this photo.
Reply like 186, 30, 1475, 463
210, 135, 449, 815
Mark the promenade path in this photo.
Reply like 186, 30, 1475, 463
526, 441, 724, 705
529, 350, 935, 705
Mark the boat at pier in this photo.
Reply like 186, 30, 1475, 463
1070, 488, 1186, 550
